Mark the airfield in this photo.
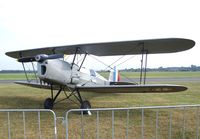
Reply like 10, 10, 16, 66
0, 71, 200, 138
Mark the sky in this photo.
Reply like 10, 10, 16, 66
0, 0, 199, 70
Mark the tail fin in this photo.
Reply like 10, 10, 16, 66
108, 66, 120, 82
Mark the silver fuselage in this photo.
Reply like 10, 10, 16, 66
37, 59, 109, 86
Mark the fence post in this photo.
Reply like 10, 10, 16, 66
126, 109, 129, 139
155, 110, 159, 139
169, 110, 172, 139
7, 112, 11, 139
22, 111, 26, 139
141, 108, 144, 139
112, 110, 115, 139
196, 107, 199, 139
96, 110, 99, 139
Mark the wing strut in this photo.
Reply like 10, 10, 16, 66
20, 61, 39, 83
22, 62, 30, 82
70, 47, 88, 71
71, 47, 79, 69
31, 62, 39, 83
139, 48, 148, 84
78, 53, 87, 71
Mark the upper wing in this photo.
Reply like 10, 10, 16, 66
6, 38, 195, 58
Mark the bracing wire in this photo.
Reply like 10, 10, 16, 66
89, 55, 113, 70
104, 55, 126, 70
88, 55, 138, 84
116, 55, 136, 67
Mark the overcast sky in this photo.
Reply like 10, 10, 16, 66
0, 0, 199, 70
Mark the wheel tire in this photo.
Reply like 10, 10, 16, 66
44, 98, 54, 109
80, 100, 91, 115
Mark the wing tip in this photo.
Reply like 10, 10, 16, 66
177, 86, 188, 92
166, 38, 195, 53
184, 38, 195, 46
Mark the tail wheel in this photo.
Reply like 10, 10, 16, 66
44, 98, 54, 109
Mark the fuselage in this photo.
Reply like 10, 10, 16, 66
37, 59, 109, 86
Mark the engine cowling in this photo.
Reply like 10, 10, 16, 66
37, 59, 73, 85
35, 54, 48, 62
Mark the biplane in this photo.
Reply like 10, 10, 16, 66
6, 38, 195, 114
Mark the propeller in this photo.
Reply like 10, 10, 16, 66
18, 54, 64, 63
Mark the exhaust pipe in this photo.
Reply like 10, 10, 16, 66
18, 54, 64, 63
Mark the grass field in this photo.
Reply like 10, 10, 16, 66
0, 72, 200, 138
0, 73, 35, 80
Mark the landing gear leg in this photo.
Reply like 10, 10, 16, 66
44, 86, 62, 109
76, 89, 91, 115
43, 86, 91, 115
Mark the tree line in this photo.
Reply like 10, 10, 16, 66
0, 65, 200, 73
120, 65, 200, 72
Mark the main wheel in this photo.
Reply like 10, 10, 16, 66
44, 98, 54, 109
80, 100, 91, 115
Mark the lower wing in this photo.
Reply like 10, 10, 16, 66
77, 84, 187, 93
15, 81, 187, 93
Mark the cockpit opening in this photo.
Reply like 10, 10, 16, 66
41, 65, 46, 75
